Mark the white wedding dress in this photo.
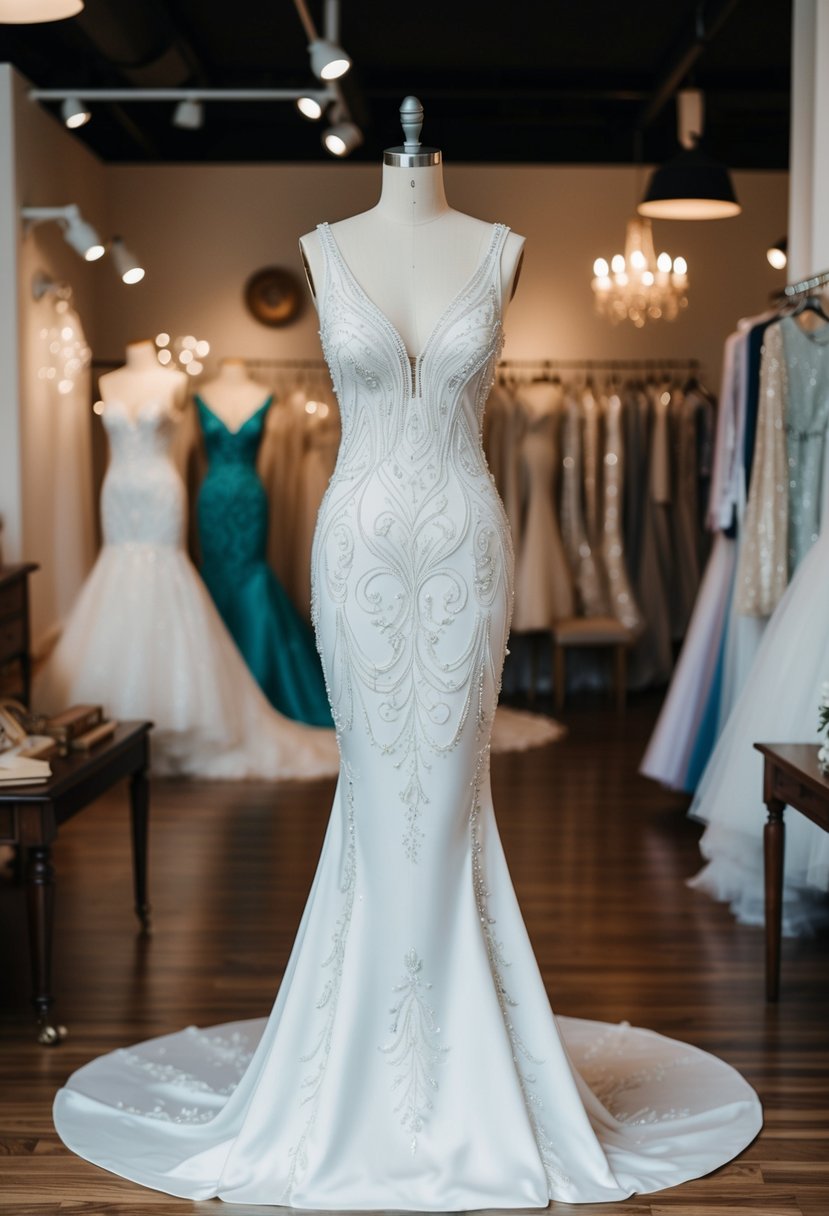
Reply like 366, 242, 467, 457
33, 396, 339, 781
53, 222, 761, 1207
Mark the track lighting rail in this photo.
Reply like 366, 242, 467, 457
30, 87, 334, 104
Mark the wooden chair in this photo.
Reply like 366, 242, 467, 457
551, 616, 632, 713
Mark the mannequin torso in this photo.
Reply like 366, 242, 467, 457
197, 359, 270, 431
99, 340, 187, 417
300, 161, 525, 358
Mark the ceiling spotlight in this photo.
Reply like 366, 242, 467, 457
766, 237, 787, 270
323, 118, 362, 157
309, 37, 351, 81
111, 237, 145, 284
297, 95, 324, 121
21, 203, 104, 260
61, 96, 90, 129
61, 205, 104, 260
173, 98, 204, 130
0, 0, 82, 21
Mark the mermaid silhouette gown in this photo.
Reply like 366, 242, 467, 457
195, 394, 332, 727
34, 396, 338, 780
53, 223, 760, 1207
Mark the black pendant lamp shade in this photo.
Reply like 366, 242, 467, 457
638, 145, 741, 220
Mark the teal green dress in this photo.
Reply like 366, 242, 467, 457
195, 394, 332, 727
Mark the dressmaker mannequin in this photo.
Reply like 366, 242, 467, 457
300, 96, 525, 358
99, 339, 187, 415
197, 358, 270, 431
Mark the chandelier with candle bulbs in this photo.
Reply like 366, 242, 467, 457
591, 216, 688, 327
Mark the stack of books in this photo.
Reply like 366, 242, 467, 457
0, 753, 51, 786
0, 705, 117, 784
44, 705, 116, 752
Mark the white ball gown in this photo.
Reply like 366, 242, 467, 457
33, 395, 339, 780
689, 521, 829, 935
53, 222, 761, 1207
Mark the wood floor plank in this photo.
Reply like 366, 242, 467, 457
1, 693, 826, 1215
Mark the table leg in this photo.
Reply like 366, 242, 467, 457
130, 765, 152, 933
763, 797, 785, 1002
553, 642, 566, 714
26, 844, 66, 1044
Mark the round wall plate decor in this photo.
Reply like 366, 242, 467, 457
244, 266, 302, 327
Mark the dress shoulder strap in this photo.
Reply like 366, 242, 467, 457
488, 222, 512, 302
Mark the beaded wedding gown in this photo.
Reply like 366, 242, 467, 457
53, 221, 760, 1207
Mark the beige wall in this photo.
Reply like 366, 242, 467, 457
1, 62, 790, 635
3, 67, 106, 639
100, 161, 789, 387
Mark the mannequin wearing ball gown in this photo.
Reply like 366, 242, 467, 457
34, 341, 338, 780
53, 111, 760, 1207
196, 360, 332, 726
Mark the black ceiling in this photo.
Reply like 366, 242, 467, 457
0, 0, 792, 167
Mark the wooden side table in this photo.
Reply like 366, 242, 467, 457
0, 721, 153, 1042
0, 563, 39, 705
754, 742, 829, 1002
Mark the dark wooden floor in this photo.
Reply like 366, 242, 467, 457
1, 693, 827, 1215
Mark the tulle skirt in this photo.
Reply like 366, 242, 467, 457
689, 528, 829, 935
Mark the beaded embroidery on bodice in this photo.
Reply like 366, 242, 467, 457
101, 398, 185, 549
312, 222, 512, 776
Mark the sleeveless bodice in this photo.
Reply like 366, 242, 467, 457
195, 393, 332, 727
312, 221, 512, 757
196, 396, 272, 573
101, 398, 184, 548
197, 396, 271, 469
316, 221, 508, 491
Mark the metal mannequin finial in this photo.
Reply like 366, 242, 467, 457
383, 94, 441, 168
400, 96, 424, 151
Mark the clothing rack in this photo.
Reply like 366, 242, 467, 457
498, 357, 701, 372
779, 267, 829, 300
244, 356, 703, 373
245, 357, 330, 370
91, 355, 703, 375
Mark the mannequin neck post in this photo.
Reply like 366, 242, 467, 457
124, 340, 160, 374
375, 160, 450, 226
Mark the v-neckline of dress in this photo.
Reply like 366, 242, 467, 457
105, 397, 169, 430
320, 221, 504, 397
195, 394, 273, 435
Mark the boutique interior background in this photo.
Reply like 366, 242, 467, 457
0, 44, 789, 645
2, 4, 829, 1214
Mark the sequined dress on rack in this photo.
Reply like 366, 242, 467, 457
53, 221, 761, 1207
689, 313, 829, 933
